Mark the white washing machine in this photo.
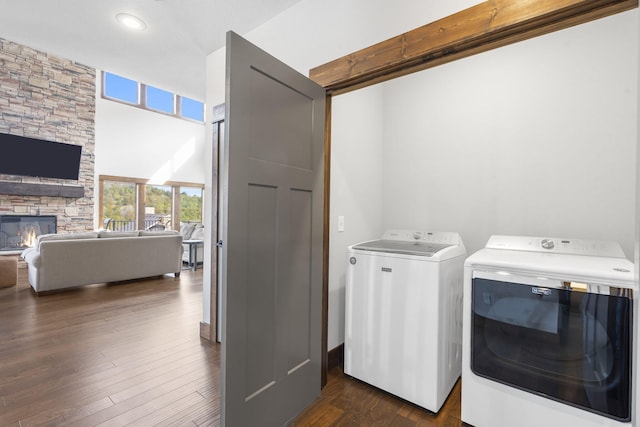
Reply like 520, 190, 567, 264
462, 235, 636, 427
345, 230, 466, 412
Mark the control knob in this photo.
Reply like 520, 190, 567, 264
541, 239, 555, 250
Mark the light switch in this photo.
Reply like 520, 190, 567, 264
338, 215, 345, 232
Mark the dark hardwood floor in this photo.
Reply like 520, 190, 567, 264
0, 268, 219, 427
0, 265, 464, 426
295, 369, 463, 426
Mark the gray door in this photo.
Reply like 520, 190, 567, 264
220, 31, 325, 426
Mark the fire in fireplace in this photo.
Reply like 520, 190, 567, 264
0, 215, 57, 251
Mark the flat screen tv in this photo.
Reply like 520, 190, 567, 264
0, 133, 82, 180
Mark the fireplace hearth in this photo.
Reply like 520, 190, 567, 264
0, 215, 57, 252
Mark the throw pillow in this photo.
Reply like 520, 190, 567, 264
179, 222, 196, 240
189, 227, 205, 241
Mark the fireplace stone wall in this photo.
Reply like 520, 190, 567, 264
0, 38, 95, 233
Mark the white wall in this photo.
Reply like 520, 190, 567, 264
96, 98, 205, 183
379, 10, 638, 258
95, 90, 206, 184
331, 9, 637, 349
206, 1, 639, 350
205, 0, 482, 104
95, 89, 207, 231
335, 9, 637, 348
328, 86, 385, 349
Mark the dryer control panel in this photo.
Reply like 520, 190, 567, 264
484, 235, 626, 259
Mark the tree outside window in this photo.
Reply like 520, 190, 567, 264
102, 181, 136, 230
145, 185, 172, 230
180, 187, 202, 223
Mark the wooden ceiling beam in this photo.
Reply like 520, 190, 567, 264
310, 0, 638, 94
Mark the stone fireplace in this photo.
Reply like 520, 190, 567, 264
0, 215, 57, 252
0, 38, 95, 234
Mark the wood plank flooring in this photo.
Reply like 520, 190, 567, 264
0, 267, 465, 426
295, 369, 463, 426
0, 269, 220, 427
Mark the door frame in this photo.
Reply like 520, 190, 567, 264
209, 103, 225, 342
209, 0, 637, 386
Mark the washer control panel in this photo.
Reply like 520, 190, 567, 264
381, 230, 461, 246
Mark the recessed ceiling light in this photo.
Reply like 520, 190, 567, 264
116, 13, 146, 31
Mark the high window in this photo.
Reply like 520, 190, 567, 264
180, 97, 205, 122
103, 73, 139, 104
101, 71, 205, 123
146, 86, 175, 114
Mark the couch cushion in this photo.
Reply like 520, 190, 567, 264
37, 232, 99, 249
139, 230, 180, 237
98, 230, 140, 238
189, 227, 205, 241
21, 246, 36, 259
179, 223, 196, 240
22, 248, 40, 268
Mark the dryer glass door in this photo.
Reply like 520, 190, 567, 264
471, 277, 632, 422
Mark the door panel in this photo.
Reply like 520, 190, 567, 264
221, 31, 325, 426
286, 189, 313, 369
246, 183, 277, 398
248, 70, 314, 170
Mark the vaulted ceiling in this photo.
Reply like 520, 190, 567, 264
0, 0, 303, 99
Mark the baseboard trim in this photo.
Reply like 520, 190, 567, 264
328, 343, 344, 370
199, 321, 211, 341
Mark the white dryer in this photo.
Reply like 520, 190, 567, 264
462, 235, 636, 427
345, 230, 466, 412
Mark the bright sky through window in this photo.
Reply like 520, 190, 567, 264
147, 86, 175, 114
181, 187, 202, 197
181, 97, 204, 122
104, 73, 138, 104
102, 71, 205, 123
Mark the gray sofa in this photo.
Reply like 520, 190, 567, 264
21, 230, 183, 294
179, 222, 205, 265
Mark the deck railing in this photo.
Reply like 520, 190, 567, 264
103, 219, 169, 231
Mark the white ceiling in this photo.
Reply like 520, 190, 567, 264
0, 0, 303, 100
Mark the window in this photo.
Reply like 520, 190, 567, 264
101, 71, 205, 123
146, 85, 175, 114
181, 97, 205, 122
99, 175, 204, 232
103, 72, 139, 104
102, 181, 137, 231
180, 186, 203, 223
145, 184, 173, 230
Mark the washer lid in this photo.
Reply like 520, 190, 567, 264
352, 239, 453, 257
